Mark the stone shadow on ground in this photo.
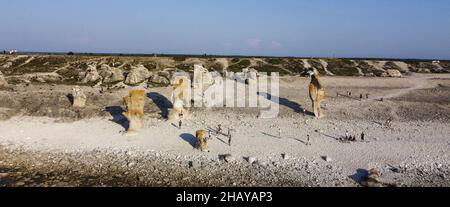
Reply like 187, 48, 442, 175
180, 133, 197, 149
257, 92, 315, 116
104, 106, 129, 131
147, 92, 173, 119
349, 168, 369, 184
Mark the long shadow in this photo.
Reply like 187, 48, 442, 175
349, 168, 369, 184
207, 126, 227, 137
257, 92, 315, 116
205, 127, 229, 145
180, 133, 197, 149
147, 92, 173, 119
294, 138, 308, 145
261, 132, 282, 139
317, 132, 340, 140
104, 106, 129, 130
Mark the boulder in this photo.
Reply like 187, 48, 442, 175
98, 64, 124, 83
125, 65, 152, 85
150, 74, 170, 86
72, 86, 87, 108
80, 64, 101, 84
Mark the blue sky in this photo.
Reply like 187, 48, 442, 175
1, 0, 449, 59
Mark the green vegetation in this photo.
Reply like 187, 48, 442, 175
383, 61, 401, 70
173, 56, 187, 62
142, 61, 157, 70
355, 60, 384, 76
254, 64, 289, 75
208, 62, 224, 72
228, 59, 251, 72
279, 59, 304, 74
176, 64, 193, 72
266, 58, 284, 65
307, 59, 327, 75
326, 59, 359, 76
231, 58, 240, 63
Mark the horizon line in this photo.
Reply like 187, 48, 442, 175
2, 50, 448, 62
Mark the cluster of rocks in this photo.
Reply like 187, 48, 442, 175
77, 63, 171, 87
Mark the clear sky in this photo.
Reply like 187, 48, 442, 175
1, 0, 449, 59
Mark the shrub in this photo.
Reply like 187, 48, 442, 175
307, 59, 327, 75
326, 59, 359, 76
266, 58, 284, 65
173, 56, 187, 62
254, 64, 289, 75
228, 59, 251, 72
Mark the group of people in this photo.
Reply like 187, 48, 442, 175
340, 131, 365, 142
338, 91, 371, 100
2, 50, 17, 55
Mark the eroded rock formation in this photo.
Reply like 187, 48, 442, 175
168, 72, 191, 120
72, 86, 87, 108
124, 65, 152, 85
122, 90, 146, 135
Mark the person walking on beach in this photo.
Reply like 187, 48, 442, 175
217, 124, 222, 135
307, 134, 311, 146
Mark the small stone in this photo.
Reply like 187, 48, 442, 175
246, 156, 257, 164
272, 161, 280, 167
188, 161, 195, 168
0, 173, 9, 178
16, 182, 26, 186
138, 176, 145, 182
322, 156, 332, 162
223, 154, 234, 163
282, 153, 289, 160
127, 162, 136, 167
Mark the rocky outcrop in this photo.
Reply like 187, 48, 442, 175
149, 71, 170, 86
124, 65, 152, 85
122, 90, 146, 136
98, 64, 124, 83
80, 64, 101, 84
385, 69, 402, 78
72, 86, 87, 108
